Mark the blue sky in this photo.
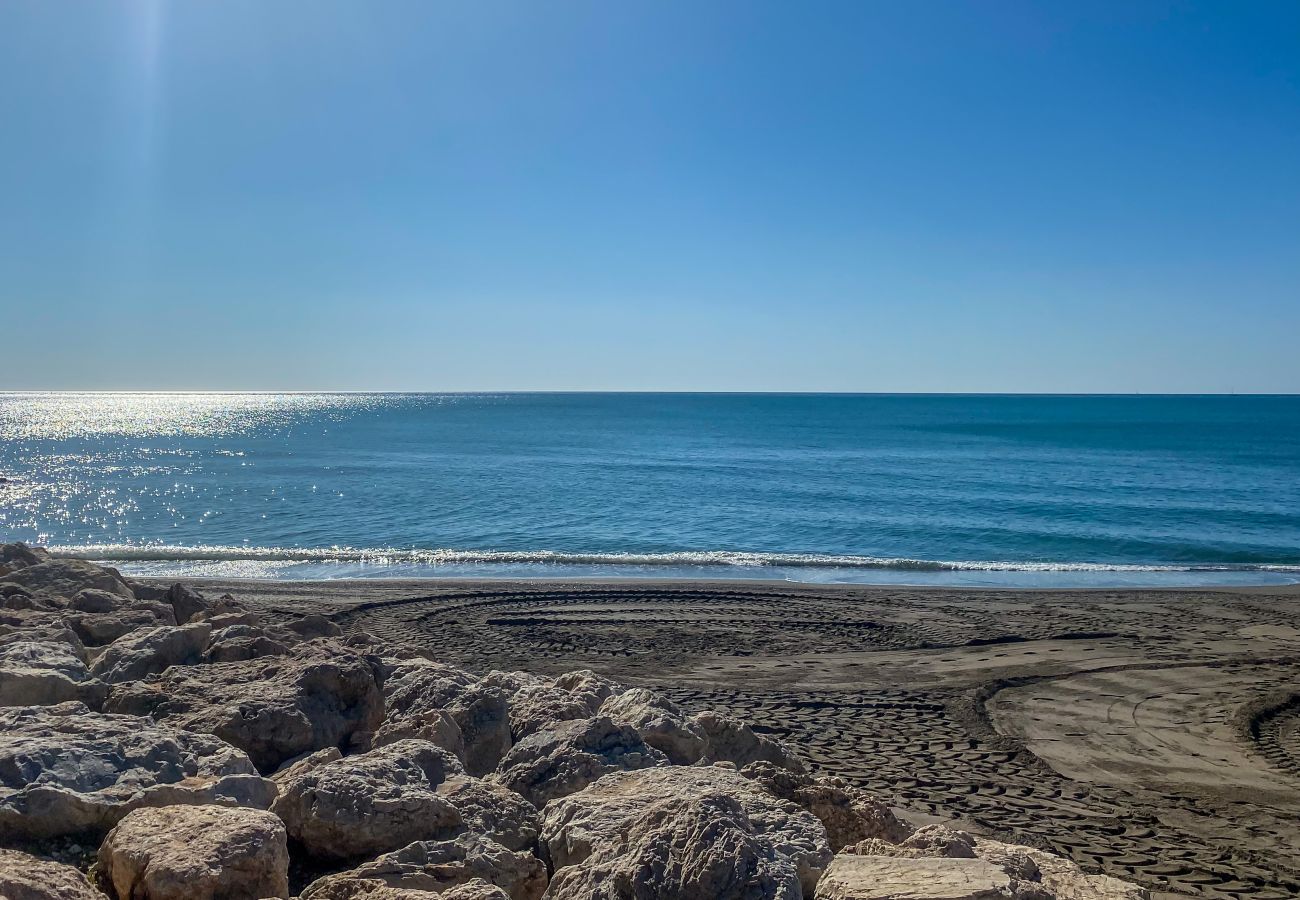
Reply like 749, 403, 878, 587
1, 1, 1297, 392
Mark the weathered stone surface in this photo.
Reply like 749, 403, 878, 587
0, 625, 105, 708
105, 640, 384, 773
742, 761, 911, 850
300, 834, 545, 900
815, 854, 1014, 900
600, 687, 707, 764
836, 831, 1151, 899
271, 746, 343, 783
435, 774, 540, 852
97, 804, 289, 900
70, 588, 132, 614
372, 660, 471, 758
66, 604, 178, 647
203, 624, 292, 663
88, 623, 211, 684
162, 583, 208, 624
545, 792, 805, 900
272, 739, 467, 860
0, 542, 49, 570
284, 614, 343, 641
506, 669, 618, 741
303, 880, 509, 900
0, 846, 104, 900
693, 710, 807, 773
541, 765, 831, 897
0, 702, 274, 839
492, 716, 667, 808
447, 683, 513, 776
0, 558, 134, 604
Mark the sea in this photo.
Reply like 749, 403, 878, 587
1, 392, 1298, 587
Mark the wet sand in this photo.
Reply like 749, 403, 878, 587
178, 578, 1300, 900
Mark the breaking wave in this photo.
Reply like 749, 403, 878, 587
48, 544, 1300, 574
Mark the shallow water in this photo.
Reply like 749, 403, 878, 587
2, 392, 1298, 586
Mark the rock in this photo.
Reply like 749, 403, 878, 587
506, 670, 618, 740
271, 746, 343, 783
545, 792, 805, 900
70, 589, 132, 614
0, 702, 275, 839
491, 716, 667, 809
300, 834, 545, 900
66, 604, 178, 647
0, 558, 134, 604
105, 640, 384, 773
0, 846, 104, 900
162, 583, 209, 624
540, 764, 831, 897
203, 624, 292, 663
371, 660, 472, 759
0, 542, 50, 570
447, 683, 513, 776
742, 761, 911, 850
272, 739, 465, 860
835, 833, 1152, 899
303, 880, 509, 900
97, 804, 289, 900
600, 687, 707, 764
88, 623, 211, 684
814, 854, 1014, 899
693, 710, 807, 773
284, 614, 343, 641
435, 774, 540, 852
0, 626, 106, 708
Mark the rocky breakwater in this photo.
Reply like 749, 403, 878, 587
0, 543, 1151, 900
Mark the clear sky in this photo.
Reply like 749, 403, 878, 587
2, 1, 1297, 392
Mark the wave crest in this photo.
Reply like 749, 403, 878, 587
46, 544, 1300, 574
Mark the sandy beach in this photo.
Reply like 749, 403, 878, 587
173, 577, 1300, 900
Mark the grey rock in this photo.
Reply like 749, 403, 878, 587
0, 558, 134, 604
692, 710, 807, 773
0, 624, 106, 708
0, 542, 50, 570
0, 702, 275, 839
491, 716, 667, 809
600, 688, 707, 764
0, 846, 104, 900
89, 622, 211, 684
66, 604, 178, 647
97, 804, 289, 900
300, 834, 545, 900
742, 761, 911, 851
105, 639, 384, 773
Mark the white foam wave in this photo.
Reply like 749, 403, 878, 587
46, 544, 1300, 573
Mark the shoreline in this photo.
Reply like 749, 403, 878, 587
178, 576, 1300, 899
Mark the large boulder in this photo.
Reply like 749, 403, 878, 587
65, 604, 178, 647
0, 702, 275, 840
272, 739, 537, 861
0, 557, 133, 604
505, 670, 618, 740
0, 847, 104, 900
105, 639, 384, 773
0, 542, 50, 570
203, 623, 293, 663
372, 660, 475, 760
0, 624, 106, 708
540, 765, 832, 897
491, 716, 667, 809
96, 804, 289, 900
599, 687, 707, 764
88, 623, 211, 684
832, 827, 1151, 899
300, 834, 545, 900
742, 761, 911, 850
692, 710, 806, 773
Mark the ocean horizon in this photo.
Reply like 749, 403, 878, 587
2, 391, 1298, 587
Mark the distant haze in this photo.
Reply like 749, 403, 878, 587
1, 1, 1297, 392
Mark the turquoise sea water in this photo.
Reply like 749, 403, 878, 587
1, 392, 1298, 586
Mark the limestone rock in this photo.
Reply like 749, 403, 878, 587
599, 687, 707, 764
66, 604, 178, 647
545, 792, 805, 900
506, 669, 618, 741
105, 639, 384, 773
491, 716, 667, 808
0, 702, 275, 839
446, 683, 513, 776
742, 761, 911, 850
0, 542, 50, 570
814, 854, 1014, 900
70, 588, 133, 614
284, 614, 343, 641
89, 622, 211, 684
204, 624, 292, 663
97, 804, 289, 900
272, 739, 463, 860
0, 557, 133, 604
0, 626, 106, 708
975, 839, 1150, 900
372, 660, 472, 759
540, 764, 832, 897
300, 834, 545, 900
162, 583, 208, 624
0, 847, 104, 900
436, 774, 540, 852
693, 710, 807, 773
